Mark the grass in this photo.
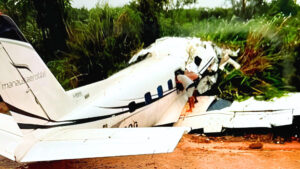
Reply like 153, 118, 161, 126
158, 12, 298, 101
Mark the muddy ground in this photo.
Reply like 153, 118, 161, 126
1, 134, 300, 169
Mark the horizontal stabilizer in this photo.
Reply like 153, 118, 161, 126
0, 114, 23, 161
15, 127, 190, 162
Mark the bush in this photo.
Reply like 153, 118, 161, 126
64, 5, 143, 86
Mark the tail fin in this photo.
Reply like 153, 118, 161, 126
0, 15, 73, 130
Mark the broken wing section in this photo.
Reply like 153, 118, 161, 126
15, 127, 190, 162
175, 94, 300, 133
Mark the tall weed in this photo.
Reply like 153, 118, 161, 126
63, 5, 143, 86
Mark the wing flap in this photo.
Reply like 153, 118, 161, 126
16, 127, 190, 162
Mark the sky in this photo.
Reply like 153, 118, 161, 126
71, 0, 130, 9
71, 0, 300, 10
71, 0, 231, 9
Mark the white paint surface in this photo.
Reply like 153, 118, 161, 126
17, 127, 190, 162
175, 94, 300, 133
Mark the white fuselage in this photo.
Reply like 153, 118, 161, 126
0, 36, 216, 134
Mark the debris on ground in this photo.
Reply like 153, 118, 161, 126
249, 142, 263, 149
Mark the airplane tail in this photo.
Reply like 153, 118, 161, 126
0, 14, 74, 131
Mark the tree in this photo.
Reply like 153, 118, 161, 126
0, 0, 45, 56
131, 0, 169, 46
269, 0, 299, 16
0, 0, 34, 26
228, 0, 268, 18
169, 0, 198, 9
32, 0, 70, 61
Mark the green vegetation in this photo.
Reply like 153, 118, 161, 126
1, 0, 300, 101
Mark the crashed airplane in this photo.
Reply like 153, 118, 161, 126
0, 14, 300, 163
131, 35, 300, 133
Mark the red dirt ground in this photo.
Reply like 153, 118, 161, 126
1, 134, 300, 169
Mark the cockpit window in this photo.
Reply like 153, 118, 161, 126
136, 52, 150, 62
0, 15, 27, 42
130, 52, 151, 65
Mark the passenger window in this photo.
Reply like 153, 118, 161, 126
168, 79, 173, 90
157, 86, 163, 98
144, 92, 152, 105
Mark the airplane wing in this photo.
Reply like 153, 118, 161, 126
13, 127, 190, 163
175, 93, 300, 133
175, 109, 294, 133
